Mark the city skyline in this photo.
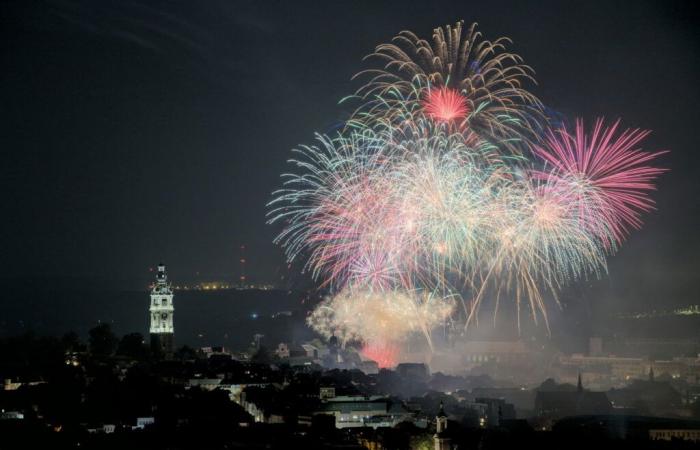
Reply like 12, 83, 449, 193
2, 2, 700, 447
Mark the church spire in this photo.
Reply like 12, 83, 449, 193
577, 372, 583, 393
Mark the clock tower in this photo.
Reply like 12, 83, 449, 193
149, 263, 174, 358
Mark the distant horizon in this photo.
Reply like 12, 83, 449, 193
2, 285, 699, 354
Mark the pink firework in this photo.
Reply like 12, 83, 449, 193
304, 171, 395, 288
532, 118, 667, 246
423, 87, 469, 122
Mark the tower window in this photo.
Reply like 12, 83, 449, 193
162, 298, 167, 305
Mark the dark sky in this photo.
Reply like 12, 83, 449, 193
2, 0, 698, 310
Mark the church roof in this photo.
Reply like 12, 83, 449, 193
535, 390, 612, 417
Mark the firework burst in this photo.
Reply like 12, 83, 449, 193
267, 20, 667, 363
531, 118, 667, 247
423, 87, 469, 123
467, 175, 608, 330
353, 20, 544, 151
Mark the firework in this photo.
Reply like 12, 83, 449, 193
531, 118, 667, 247
352, 20, 544, 151
267, 119, 512, 293
268, 115, 664, 336
306, 287, 456, 353
267, 21, 668, 362
268, 131, 403, 290
467, 175, 608, 330
423, 87, 469, 123
360, 341, 401, 369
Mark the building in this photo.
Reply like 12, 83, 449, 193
559, 351, 700, 390
357, 360, 379, 375
470, 387, 536, 416
607, 369, 684, 416
535, 375, 612, 423
149, 263, 174, 358
455, 340, 533, 365
316, 391, 414, 429
320, 387, 336, 401
557, 353, 648, 389
275, 342, 304, 359
430, 340, 539, 378
3, 378, 46, 391
396, 363, 430, 381
134, 417, 155, 430
554, 415, 700, 441
187, 377, 223, 391
0, 411, 24, 420
650, 429, 700, 442
473, 397, 516, 427
199, 346, 233, 359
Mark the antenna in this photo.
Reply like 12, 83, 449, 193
239, 244, 246, 288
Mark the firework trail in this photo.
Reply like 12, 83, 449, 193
466, 174, 608, 331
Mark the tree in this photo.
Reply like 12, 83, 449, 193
250, 346, 274, 365
61, 331, 85, 352
174, 345, 198, 361
537, 378, 576, 392
692, 399, 700, 419
409, 433, 433, 450
117, 332, 148, 360
88, 323, 117, 357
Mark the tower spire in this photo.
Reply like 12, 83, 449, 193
434, 401, 450, 450
577, 372, 583, 393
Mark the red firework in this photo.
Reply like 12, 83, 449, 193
360, 341, 399, 368
423, 87, 469, 122
532, 118, 667, 246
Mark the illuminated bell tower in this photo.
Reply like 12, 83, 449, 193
149, 263, 174, 358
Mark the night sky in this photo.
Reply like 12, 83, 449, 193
2, 1, 699, 312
